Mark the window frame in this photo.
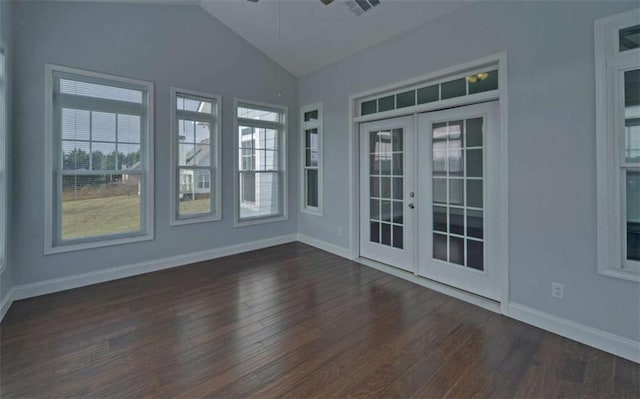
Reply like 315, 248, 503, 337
44, 64, 154, 255
300, 103, 323, 216
233, 98, 288, 227
169, 88, 221, 226
0, 42, 6, 272
595, 8, 640, 281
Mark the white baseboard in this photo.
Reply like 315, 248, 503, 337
10, 234, 297, 302
296, 234, 353, 259
507, 302, 640, 364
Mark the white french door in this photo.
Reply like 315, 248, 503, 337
359, 116, 416, 271
358, 102, 501, 300
417, 102, 501, 300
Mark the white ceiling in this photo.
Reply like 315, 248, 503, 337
200, 0, 469, 77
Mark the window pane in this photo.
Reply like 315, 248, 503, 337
378, 95, 395, 112
61, 174, 141, 240
62, 141, 91, 170
304, 110, 318, 122
450, 236, 464, 266
627, 169, 640, 262
433, 233, 447, 261
62, 109, 90, 141
361, 100, 377, 116
177, 96, 212, 113
396, 91, 415, 108
195, 122, 210, 145
441, 78, 466, 100
306, 169, 318, 208
91, 111, 116, 142
417, 85, 439, 104
239, 172, 281, 219
59, 78, 143, 103
178, 120, 195, 143
620, 25, 640, 52
467, 70, 498, 94
91, 142, 116, 170
118, 144, 140, 170
625, 69, 640, 163
237, 106, 280, 122
118, 115, 140, 143
179, 169, 211, 216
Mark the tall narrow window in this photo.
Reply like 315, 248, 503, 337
170, 89, 220, 225
45, 65, 154, 253
235, 100, 287, 225
596, 8, 640, 280
0, 45, 6, 269
301, 103, 323, 215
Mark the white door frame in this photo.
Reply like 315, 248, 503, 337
347, 52, 509, 314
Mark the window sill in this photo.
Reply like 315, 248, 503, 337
598, 267, 640, 283
235, 215, 288, 228
45, 233, 154, 255
301, 208, 323, 217
171, 215, 221, 227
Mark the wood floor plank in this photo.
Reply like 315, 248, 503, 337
0, 242, 635, 398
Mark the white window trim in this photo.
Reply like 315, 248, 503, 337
169, 87, 222, 226
595, 8, 640, 282
44, 64, 155, 255
300, 103, 323, 216
233, 98, 288, 227
0, 42, 7, 273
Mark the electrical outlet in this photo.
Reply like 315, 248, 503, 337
337, 227, 343, 236
551, 282, 564, 299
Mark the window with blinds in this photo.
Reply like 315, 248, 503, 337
45, 65, 153, 253
235, 100, 287, 225
170, 89, 220, 225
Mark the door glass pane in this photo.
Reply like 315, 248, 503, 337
620, 25, 640, 52
450, 236, 465, 265
627, 169, 640, 262
467, 239, 484, 270
431, 118, 485, 271
433, 233, 447, 261
369, 128, 404, 249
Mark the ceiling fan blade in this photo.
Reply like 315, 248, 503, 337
321, 0, 335, 4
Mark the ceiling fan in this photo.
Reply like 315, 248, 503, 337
246, 0, 379, 16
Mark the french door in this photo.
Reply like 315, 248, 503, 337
359, 116, 416, 271
417, 102, 500, 300
359, 102, 501, 300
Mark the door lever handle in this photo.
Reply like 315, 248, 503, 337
408, 203, 415, 209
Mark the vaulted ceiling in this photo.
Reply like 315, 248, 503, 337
200, 0, 469, 77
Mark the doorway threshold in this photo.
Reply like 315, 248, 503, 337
356, 256, 501, 314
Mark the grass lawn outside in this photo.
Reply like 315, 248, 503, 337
62, 195, 141, 240
179, 198, 211, 215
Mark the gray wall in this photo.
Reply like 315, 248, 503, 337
11, 1, 298, 285
298, 1, 640, 341
0, 0, 13, 303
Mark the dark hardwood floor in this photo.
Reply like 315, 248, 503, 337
1, 243, 638, 398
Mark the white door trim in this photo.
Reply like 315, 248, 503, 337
347, 52, 509, 313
